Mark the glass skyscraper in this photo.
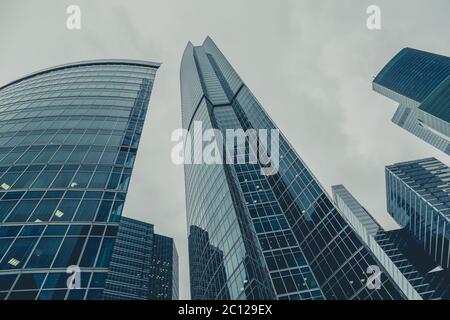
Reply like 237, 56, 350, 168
0, 60, 159, 300
386, 158, 450, 271
181, 37, 405, 300
333, 185, 449, 300
373, 48, 450, 155
103, 217, 178, 300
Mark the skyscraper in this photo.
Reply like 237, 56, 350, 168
0, 60, 159, 300
373, 48, 450, 154
181, 37, 405, 300
333, 185, 450, 300
103, 217, 178, 300
386, 158, 450, 270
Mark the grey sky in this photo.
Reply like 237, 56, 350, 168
1, 0, 449, 299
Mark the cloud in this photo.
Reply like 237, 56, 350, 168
1, 0, 449, 299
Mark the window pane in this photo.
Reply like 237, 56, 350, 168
70, 171, 92, 189
27, 237, 63, 268
52, 199, 80, 222
5, 200, 39, 222
79, 237, 101, 267
13, 171, 40, 189
74, 200, 99, 221
95, 238, 114, 268
0, 239, 13, 258
88, 172, 109, 189
14, 273, 46, 290
29, 199, 59, 222
51, 171, 75, 188
32, 170, 58, 188
0, 201, 17, 222
0, 237, 39, 269
52, 237, 86, 268
95, 200, 112, 222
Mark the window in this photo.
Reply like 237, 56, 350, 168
5, 200, 39, 222
93, 134, 110, 145
118, 173, 131, 191
0, 239, 13, 258
110, 200, 124, 222
50, 147, 74, 163
51, 170, 76, 188
0, 237, 39, 269
0, 274, 17, 291
52, 199, 79, 221
89, 172, 109, 189
52, 237, 86, 268
0, 201, 17, 222
42, 273, 67, 289
16, 149, 40, 164
0, 172, 21, 187
1, 150, 23, 164
74, 200, 99, 221
95, 200, 112, 222
12, 171, 40, 189
67, 146, 88, 163
29, 199, 59, 222
27, 237, 63, 268
79, 237, 101, 267
100, 150, 116, 164
32, 169, 59, 188
96, 238, 114, 268
35, 146, 58, 163
8, 290, 38, 300
107, 171, 120, 189
14, 273, 46, 290
71, 171, 93, 189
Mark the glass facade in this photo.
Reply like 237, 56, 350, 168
373, 48, 450, 155
0, 60, 159, 300
152, 234, 179, 300
103, 217, 178, 300
391, 105, 450, 155
333, 184, 449, 300
181, 37, 405, 300
386, 158, 450, 270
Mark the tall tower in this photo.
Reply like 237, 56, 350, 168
180, 37, 405, 300
373, 48, 450, 154
0, 60, 159, 300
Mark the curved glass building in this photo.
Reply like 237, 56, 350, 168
181, 37, 406, 300
0, 60, 159, 300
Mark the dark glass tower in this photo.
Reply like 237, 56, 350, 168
333, 185, 450, 300
386, 158, 450, 270
373, 48, 450, 154
0, 60, 159, 300
103, 217, 178, 300
181, 37, 406, 300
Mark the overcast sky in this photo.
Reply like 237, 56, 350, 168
1, 0, 449, 299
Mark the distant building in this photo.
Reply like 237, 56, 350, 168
103, 217, 178, 300
386, 158, 450, 270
